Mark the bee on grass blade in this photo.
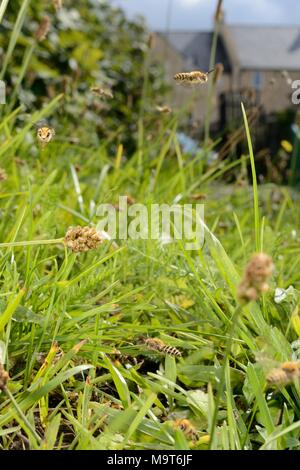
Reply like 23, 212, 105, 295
266, 361, 300, 386
90, 86, 113, 99
36, 123, 55, 147
173, 419, 199, 442
144, 338, 182, 357
174, 69, 214, 86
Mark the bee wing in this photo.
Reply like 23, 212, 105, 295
255, 353, 279, 371
175, 81, 196, 88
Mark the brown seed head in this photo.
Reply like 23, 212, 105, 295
238, 253, 274, 303
64, 226, 103, 253
147, 33, 155, 49
214, 0, 224, 23
0, 168, 7, 182
0, 364, 9, 391
35, 16, 51, 42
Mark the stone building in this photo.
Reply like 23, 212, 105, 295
152, 24, 300, 128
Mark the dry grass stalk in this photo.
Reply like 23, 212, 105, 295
0, 364, 9, 391
238, 253, 274, 302
35, 16, 51, 42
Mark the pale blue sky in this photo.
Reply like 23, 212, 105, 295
111, 0, 300, 30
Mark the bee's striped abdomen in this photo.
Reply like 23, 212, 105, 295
144, 338, 182, 357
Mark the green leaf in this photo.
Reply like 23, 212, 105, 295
102, 354, 131, 408
0, 289, 25, 333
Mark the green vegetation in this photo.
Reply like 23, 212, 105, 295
1, 0, 300, 451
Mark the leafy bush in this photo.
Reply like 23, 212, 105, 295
0, 0, 168, 153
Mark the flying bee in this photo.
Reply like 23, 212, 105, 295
173, 69, 214, 86
144, 338, 182, 357
190, 192, 207, 201
90, 86, 114, 99
173, 419, 199, 442
36, 124, 55, 146
156, 105, 172, 114
266, 361, 300, 386
256, 354, 300, 387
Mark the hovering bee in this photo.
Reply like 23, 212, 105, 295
266, 361, 300, 386
156, 105, 172, 114
173, 419, 199, 442
256, 353, 300, 387
90, 86, 114, 99
190, 192, 207, 201
36, 124, 55, 146
174, 69, 214, 86
144, 338, 182, 357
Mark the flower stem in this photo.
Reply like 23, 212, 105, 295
0, 238, 64, 249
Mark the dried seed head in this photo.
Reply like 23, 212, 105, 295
0, 364, 9, 391
213, 63, 224, 84
35, 16, 51, 42
0, 168, 7, 182
214, 0, 224, 23
64, 226, 103, 253
147, 33, 155, 49
244, 253, 274, 284
238, 253, 274, 303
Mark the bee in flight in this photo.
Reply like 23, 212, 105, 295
90, 86, 113, 99
266, 361, 300, 386
173, 419, 199, 442
155, 105, 172, 114
256, 353, 300, 387
174, 69, 215, 86
36, 123, 55, 147
143, 337, 182, 357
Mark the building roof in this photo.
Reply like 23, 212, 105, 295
158, 31, 231, 72
228, 25, 300, 71
158, 25, 300, 72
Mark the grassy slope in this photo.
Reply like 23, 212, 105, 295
0, 109, 300, 449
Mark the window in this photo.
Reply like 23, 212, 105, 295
253, 71, 263, 90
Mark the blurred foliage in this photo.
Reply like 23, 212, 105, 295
0, 0, 168, 154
